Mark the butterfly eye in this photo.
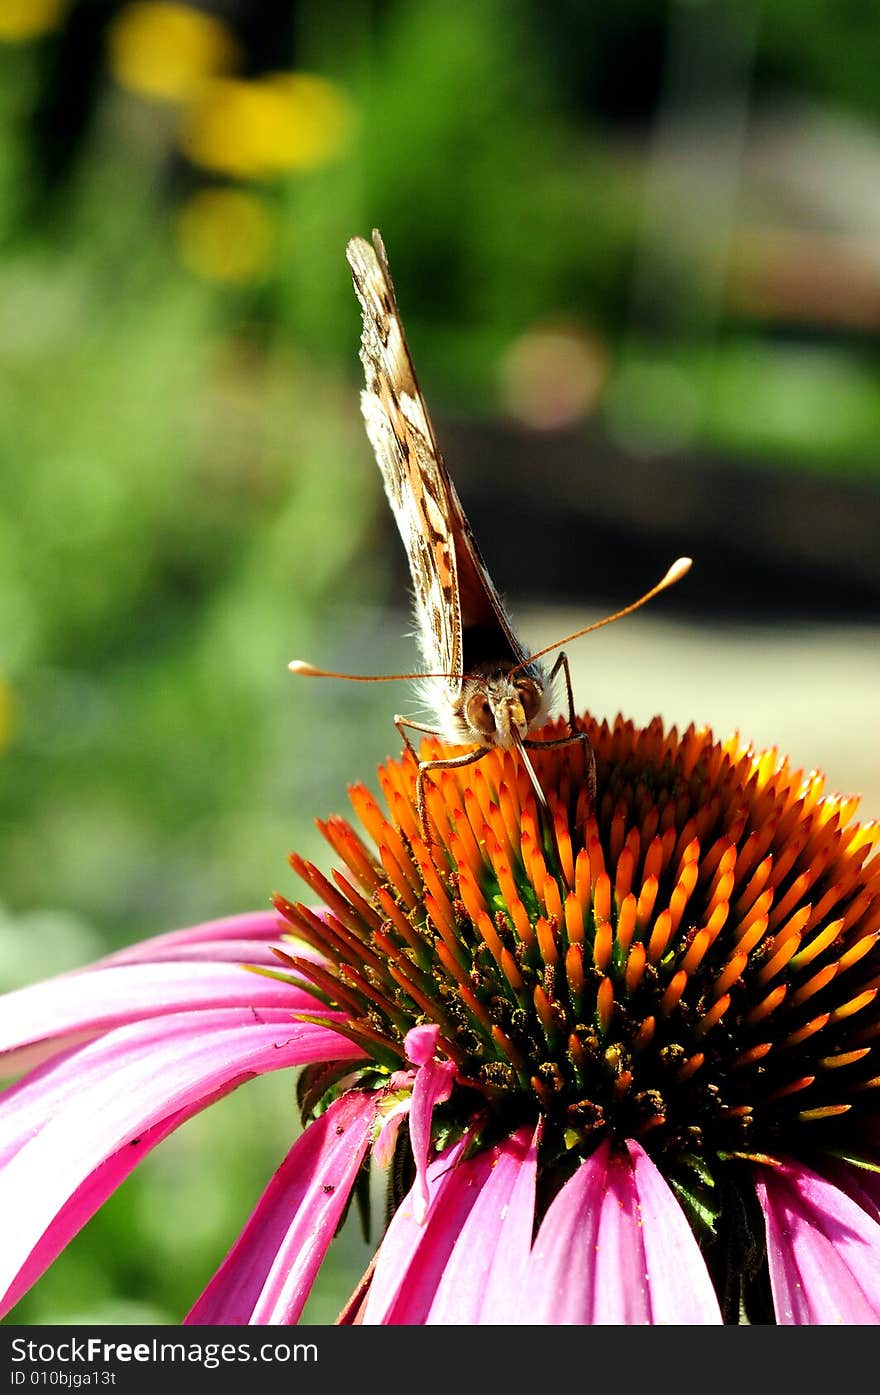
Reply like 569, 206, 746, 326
515, 679, 542, 724
466, 694, 496, 735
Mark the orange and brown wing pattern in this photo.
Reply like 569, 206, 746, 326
347, 231, 463, 687
346, 230, 530, 685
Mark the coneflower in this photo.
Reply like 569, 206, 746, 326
2, 712, 879, 1324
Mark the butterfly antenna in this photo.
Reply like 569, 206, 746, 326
288, 661, 459, 683
514, 556, 692, 671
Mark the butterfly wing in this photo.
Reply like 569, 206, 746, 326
346, 230, 530, 688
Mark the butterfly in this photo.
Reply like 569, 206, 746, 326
291, 230, 691, 835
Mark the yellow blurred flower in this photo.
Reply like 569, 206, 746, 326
181, 73, 355, 178
107, 2, 238, 102
0, 0, 65, 40
175, 187, 275, 283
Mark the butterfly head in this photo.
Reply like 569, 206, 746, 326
454, 665, 548, 749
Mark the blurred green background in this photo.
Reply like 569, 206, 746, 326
2, 0, 879, 1323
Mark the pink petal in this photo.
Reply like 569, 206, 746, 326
360, 1132, 483, 1324
522, 1139, 721, 1323
819, 1160, 880, 1225
0, 1007, 318, 1167
404, 1024, 440, 1065
0, 961, 325, 1080
96, 911, 287, 966
185, 1090, 377, 1324
625, 1142, 722, 1323
408, 1054, 455, 1224
0, 1031, 101, 1085
0, 1009, 363, 1317
755, 1160, 880, 1323
520, 1138, 612, 1322
426, 1125, 538, 1324
403, 1028, 455, 1226
103, 939, 288, 967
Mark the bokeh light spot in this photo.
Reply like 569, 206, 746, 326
181, 72, 355, 178
499, 323, 609, 430
175, 187, 275, 283
0, 0, 65, 40
107, 2, 238, 103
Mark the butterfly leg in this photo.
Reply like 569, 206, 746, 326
394, 714, 444, 760
393, 719, 471, 837
522, 728, 597, 811
548, 650, 577, 730
414, 746, 491, 844
527, 651, 597, 803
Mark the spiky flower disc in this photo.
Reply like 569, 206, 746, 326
276, 714, 880, 1203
